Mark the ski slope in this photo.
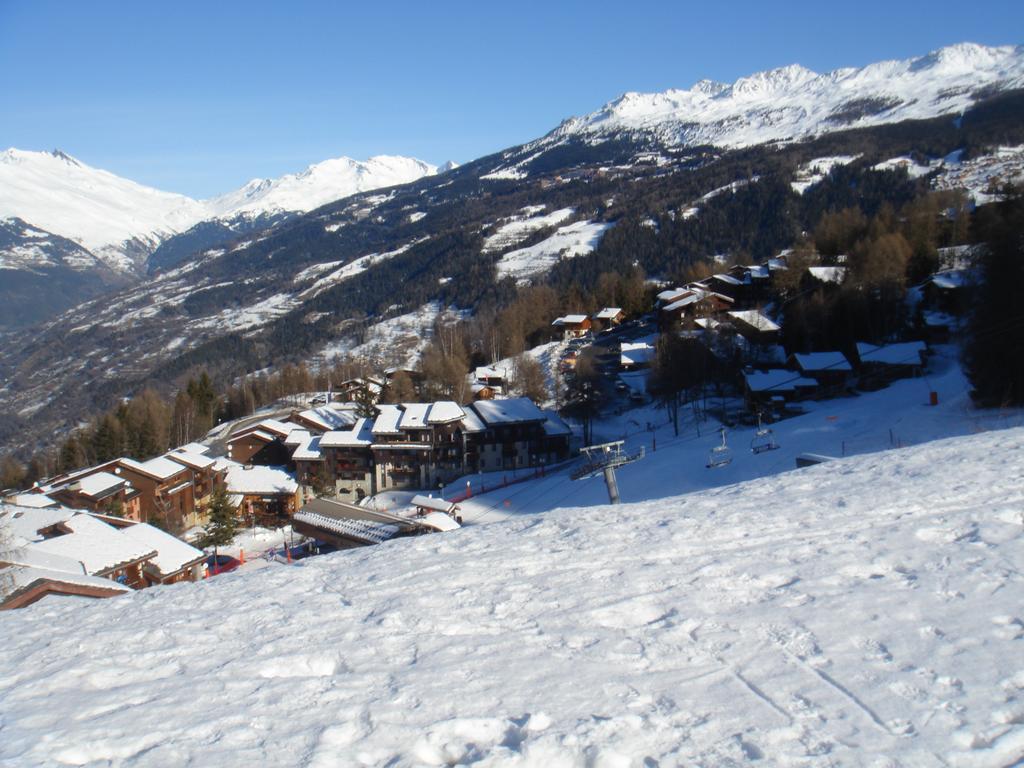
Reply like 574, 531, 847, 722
450, 346, 1019, 524
2, 351, 1024, 765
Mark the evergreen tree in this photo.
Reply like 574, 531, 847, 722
199, 486, 238, 563
966, 187, 1024, 405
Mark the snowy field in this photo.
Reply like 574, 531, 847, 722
2, 419, 1023, 765
496, 220, 613, 283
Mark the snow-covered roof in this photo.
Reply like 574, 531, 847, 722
31, 514, 157, 575
4, 493, 58, 508
542, 410, 572, 437
118, 456, 188, 482
4, 565, 132, 598
225, 465, 298, 496
712, 273, 742, 286
471, 397, 546, 426
119, 523, 205, 577
398, 403, 431, 429
558, 314, 589, 325
248, 418, 299, 439
663, 292, 699, 312
372, 404, 404, 435
411, 495, 458, 514
792, 351, 853, 373
808, 266, 847, 284
460, 408, 487, 434
319, 418, 374, 448
657, 287, 688, 304
728, 310, 781, 333
166, 450, 217, 471
929, 270, 971, 290
620, 342, 655, 366
419, 512, 461, 532
427, 401, 466, 424
694, 317, 724, 330
291, 434, 324, 462
748, 265, 770, 279
292, 510, 400, 545
293, 404, 358, 432
768, 257, 788, 270
595, 307, 623, 319
475, 366, 507, 381
68, 471, 127, 499
283, 428, 310, 447
0, 545, 89, 574
856, 341, 927, 366
0, 504, 77, 542
744, 370, 818, 392
176, 442, 210, 456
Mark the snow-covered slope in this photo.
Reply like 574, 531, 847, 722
551, 42, 1024, 150
2, 426, 1023, 765
0, 149, 205, 272
0, 149, 437, 273
205, 155, 437, 218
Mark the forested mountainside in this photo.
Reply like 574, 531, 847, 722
2, 45, 1023, 459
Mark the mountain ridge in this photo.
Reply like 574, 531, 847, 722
542, 42, 1024, 149
0, 148, 439, 275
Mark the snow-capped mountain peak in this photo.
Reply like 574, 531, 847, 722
0, 149, 438, 272
551, 42, 1024, 149
203, 154, 438, 219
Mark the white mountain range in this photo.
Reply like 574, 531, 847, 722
511, 42, 1024, 161
0, 149, 438, 272
2, 42, 1022, 275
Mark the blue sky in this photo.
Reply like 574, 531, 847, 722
1, 0, 1020, 198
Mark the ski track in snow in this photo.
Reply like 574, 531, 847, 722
2, 352, 1024, 765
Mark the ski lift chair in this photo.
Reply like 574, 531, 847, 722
706, 428, 733, 468
750, 414, 780, 454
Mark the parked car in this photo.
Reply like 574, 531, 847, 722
206, 554, 240, 575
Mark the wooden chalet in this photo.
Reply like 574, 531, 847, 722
45, 467, 143, 521
789, 352, 854, 396
727, 309, 782, 345
466, 397, 570, 472
471, 383, 498, 401
223, 462, 299, 525
658, 285, 734, 330
226, 419, 297, 465
317, 418, 375, 502
743, 369, 818, 409
166, 447, 222, 526
474, 366, 507, 389
335, 377, 383, 404
371, 402, 467, 491
288, 403, 359, 434
552, 314, 592, 340
853, 341, 928, 390
0, 504, 204, 609
594, 307, 625, 327
114, 456, 196, 528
